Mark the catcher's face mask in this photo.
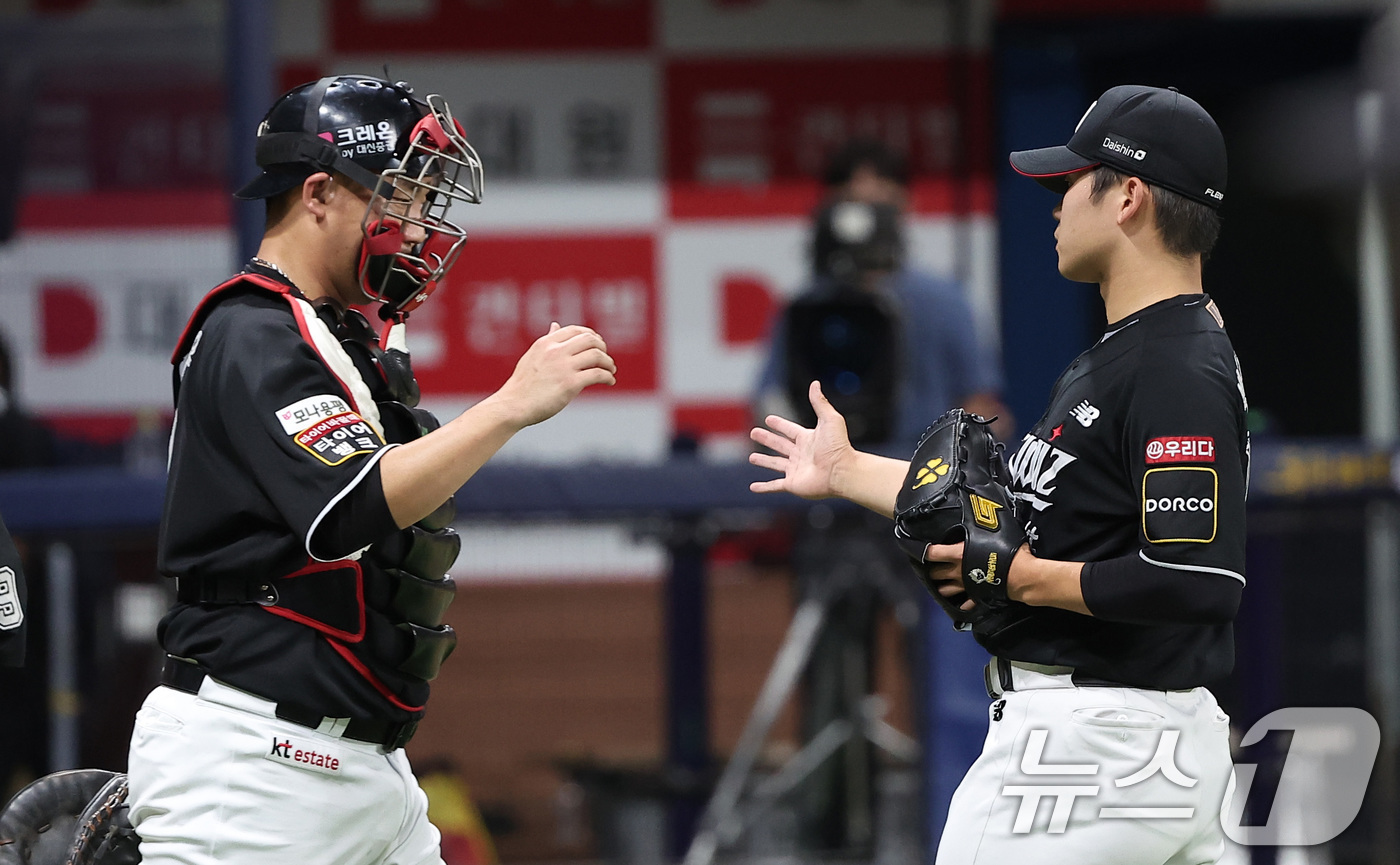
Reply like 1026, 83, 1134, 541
358, 94, 484, 321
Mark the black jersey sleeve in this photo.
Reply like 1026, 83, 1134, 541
308, 460, 400, 561
0, 514, 26, 667
1081, 553, 1241, 624
206, 299, 397, 560
1119, 334, 1247, 586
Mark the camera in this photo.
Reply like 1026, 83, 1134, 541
782, 200, 904, 445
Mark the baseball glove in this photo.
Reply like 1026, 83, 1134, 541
66, 773, 138, 865
0, 769, 140, 865
893, 409, 1026, 632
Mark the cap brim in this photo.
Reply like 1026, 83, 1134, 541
1008, 146, 1100, 194
233, 164, 315, 201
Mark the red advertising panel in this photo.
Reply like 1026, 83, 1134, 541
332, 0, 652, 53
666, 55, 991, 217
1000, 0, 1206, 18
413, 235, 657, 395
29, 79, 225, 191
666, 56, 990, 182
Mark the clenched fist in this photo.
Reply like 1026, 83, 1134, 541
495, 323, 617, 428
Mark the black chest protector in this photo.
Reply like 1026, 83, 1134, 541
314, 301, 459, 683
171, 273, 459, 686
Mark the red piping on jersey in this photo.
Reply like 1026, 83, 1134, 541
285, 295, 365, 420
170, 272, 367, 421
260, 559, 367, 643
170, 272, 291, 364
324, 638, 426, 713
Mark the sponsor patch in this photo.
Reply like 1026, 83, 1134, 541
277, 394, 353, 434
1102, 134, 1147, 161
265, 736, 343, 776
0, 567, 22, 630
334, 120, 397, 158
1142, 467, 1218, 543
296, 412, 383, 466
1145, 436, 1215, 465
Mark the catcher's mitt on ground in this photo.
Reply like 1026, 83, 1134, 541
893, 409, 1028, 634
0, 769, 140, 865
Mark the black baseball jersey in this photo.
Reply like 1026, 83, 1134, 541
159, 272, 423, 722
989, 293, 1248, 690
0, 514, 26, 667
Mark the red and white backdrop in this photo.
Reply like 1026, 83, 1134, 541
0, 0, 1002, 461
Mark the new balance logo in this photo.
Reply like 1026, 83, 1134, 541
1071, 401, 1100, 428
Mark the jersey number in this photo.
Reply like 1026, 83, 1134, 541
0, 567, 22, 630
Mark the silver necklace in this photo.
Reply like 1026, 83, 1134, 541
250, 257, 294, 284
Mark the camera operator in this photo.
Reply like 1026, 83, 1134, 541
754, 139, 1008, 456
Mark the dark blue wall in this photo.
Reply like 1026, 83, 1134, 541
996, 45, 1097, 440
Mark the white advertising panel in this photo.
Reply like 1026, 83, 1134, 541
662, 0, 971, 54
0, 231, 230, 412
330, 57, 660, 182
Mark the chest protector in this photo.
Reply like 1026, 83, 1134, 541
171, 273, 458, 687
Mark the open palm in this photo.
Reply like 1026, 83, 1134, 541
749, 381, 852, 500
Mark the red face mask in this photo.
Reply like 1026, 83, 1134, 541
357, 95, 483, 321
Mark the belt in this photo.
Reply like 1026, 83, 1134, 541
160, 656, 419, 751
983, 657, 1127, 699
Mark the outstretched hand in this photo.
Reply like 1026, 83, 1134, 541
748, 381, 853, 500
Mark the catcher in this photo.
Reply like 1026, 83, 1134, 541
129, 75, 611, 865
751, 85, 1246, 864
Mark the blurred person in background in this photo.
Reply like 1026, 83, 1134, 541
754, 139, 1008, 456
127, 75, 615, 865
748, 141, 1009, 855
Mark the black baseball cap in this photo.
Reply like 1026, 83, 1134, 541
1009, 85, 1227, 208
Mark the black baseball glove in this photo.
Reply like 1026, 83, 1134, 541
0, 769, 140, 865
893, 409, 1028, 634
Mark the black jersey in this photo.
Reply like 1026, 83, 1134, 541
990, 293, 1248, 690
158, 273, 427, 722
0, 515, 26, 667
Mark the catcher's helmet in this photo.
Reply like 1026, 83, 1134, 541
236, 75, 484, 320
